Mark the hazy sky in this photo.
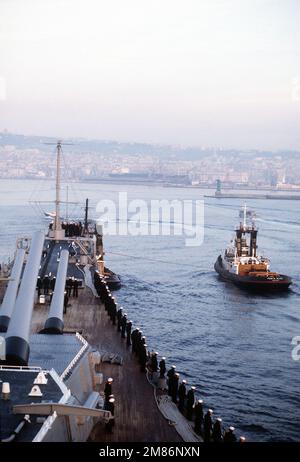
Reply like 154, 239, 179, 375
0, 0, 300, 149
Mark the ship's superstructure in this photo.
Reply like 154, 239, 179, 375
223, 206, 267, 277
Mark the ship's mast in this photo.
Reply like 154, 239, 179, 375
66, 185, 69, 222
42, 140, 76, 240
84, 198, 89, 234
54, 141, 62, 235
44, 139, 73, 240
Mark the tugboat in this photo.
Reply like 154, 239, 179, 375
214, 206, 292, 291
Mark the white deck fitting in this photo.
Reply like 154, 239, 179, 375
83, 265, 99, 298
156, 394, 203, 443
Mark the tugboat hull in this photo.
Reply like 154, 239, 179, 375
104, 267, 121, 290
214, 256, 292, 292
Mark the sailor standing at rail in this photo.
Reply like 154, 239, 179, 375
137, 329, 143, 342
150, 352, 158, 373
66, 276, 73, 297
99, 280, 106, 299
65, 278, 69, 297
140, 343, 148, 372
63, 291, 69, 314
103, 284, 110, 302
111, 302, 117, 326
134, 329, 142, 356
137, 330, 143, 351
178, 379, 187, 413
73, 278, 79, 297
112, 297, 117, 322
140, 335, 148, 364
110, 296, 116, 317
194, 399, 204, 434
93, 272, 100, 294
137, 335, 144, 362
121, 313, 127, 339
172, 372, 180, 403
130, 328, 138, 353
104, 293, 111, 312
186, 386, 196, 420
223, 426, 237, 442
50, 276, 56, 292
203, 409, 213, 442
43, 274, 50, 295
107, 295, 116, 321
117, 308, 123, 332
159, 356, 166, 378
94, 273, 101, 293
96, 276, 107, 302
106, 295, 113, 319
167, 365, 176, 397
37, 276, 42, 297
212, 418, 223, 442
126, 320, 132, 345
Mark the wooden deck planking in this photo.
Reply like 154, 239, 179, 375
91, 321, 182, 442
30, 286, 182, 442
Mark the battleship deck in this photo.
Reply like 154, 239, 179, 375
0, 279, 182, 443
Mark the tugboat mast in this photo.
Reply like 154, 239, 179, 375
243, 203, 247, 230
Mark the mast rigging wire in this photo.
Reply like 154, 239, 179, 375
105, 250, 202, 269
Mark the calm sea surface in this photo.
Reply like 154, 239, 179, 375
0, 179, 299, 442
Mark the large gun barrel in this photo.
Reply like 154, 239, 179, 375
42, 249, 69, 334
2, 231, 44, 366
0, 248, 26, 332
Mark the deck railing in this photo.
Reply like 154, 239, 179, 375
0, 365, 42, 372
59, 332, 89, 381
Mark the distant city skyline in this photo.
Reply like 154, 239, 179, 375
0, 0, 300, 150
1, 131, 300, 189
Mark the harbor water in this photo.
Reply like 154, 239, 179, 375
0, 179, 299, 442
